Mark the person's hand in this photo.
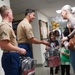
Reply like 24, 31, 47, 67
18, 48, 27, 55
55, 47, 59, 50
60, 51, 64, 54
45, 46, 50, 50
42, 40, 49, 45
61, 37, 68, 42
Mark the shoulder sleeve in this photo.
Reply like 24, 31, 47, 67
22, 23, 34, 39
0, 26, 10, 41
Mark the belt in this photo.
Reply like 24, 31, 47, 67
3, 50, 17, 53
18, 43, 29, 44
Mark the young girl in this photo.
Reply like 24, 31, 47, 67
46, 31, 59, 75
60, 43, 70, 75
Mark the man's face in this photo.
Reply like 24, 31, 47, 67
29, 12, 35, 22
61, 10, 67, 19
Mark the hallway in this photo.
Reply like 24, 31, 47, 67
35, 66, 75, 75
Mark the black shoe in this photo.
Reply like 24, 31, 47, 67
45, 65, 48, 67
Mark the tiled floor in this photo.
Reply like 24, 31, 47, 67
35, 66, 75, 75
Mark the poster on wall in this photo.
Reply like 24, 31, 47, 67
39, 20, 48, 40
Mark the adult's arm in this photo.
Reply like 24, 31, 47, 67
61, 29, 75, 42
0, 40, 26, 54
29, 37, 49, 45
68, 29, 75, 38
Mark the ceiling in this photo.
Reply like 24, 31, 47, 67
10, 0, 75, 17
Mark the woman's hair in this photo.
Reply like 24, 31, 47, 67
48, 31, 55, 41
49, 31, 55, 37
54, 30, 59, 36
0, 5, 10, 16
61, 5, 72, 13
61, 5, 75, 16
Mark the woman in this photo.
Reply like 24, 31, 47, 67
60, 5, 75, 72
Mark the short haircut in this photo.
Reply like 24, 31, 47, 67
0, 5, 10, 16
25, 9, 35, 16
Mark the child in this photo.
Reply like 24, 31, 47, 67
54, 30, 61, 47
46, 31, 59, 75
60, 43, 70, 75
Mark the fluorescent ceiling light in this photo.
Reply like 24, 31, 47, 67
56, 7, 75, 14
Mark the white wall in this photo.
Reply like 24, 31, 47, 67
32, 11, 49, 64
31, 11, 42, 64
0, 0, 10, 75
14, 13, 25, 20
37, 11, 49, 63
0, 0, 10, 7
